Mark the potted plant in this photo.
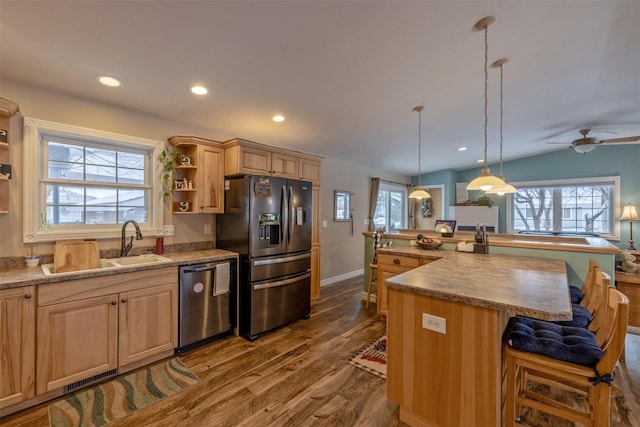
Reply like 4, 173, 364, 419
158, 148, 179, 199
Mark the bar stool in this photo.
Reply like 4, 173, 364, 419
366, 262, 377, 310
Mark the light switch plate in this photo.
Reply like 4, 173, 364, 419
163, 225, 175, 236
422, 313, 446, 334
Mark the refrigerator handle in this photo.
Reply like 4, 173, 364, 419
253, 271, 311, 290
281, 184, 287, 244
288, 185, 293, 244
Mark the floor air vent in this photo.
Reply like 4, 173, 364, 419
64, 368, 118, 393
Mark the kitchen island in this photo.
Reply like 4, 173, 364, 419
380, 246, 571, 427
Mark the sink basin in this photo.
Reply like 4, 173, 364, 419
41, 254, 172, 276
106, 254, 172, 266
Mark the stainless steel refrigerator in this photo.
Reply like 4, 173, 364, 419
216, 175, 312, 339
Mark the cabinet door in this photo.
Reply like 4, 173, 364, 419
198, 145, 224, 213
239, 146, 271, 175
311, 245, 321, 301
0, 287, 35, 409
377, 265, 412, 316
299, 158, 321, 185
36, 294, 118, 394
271, 152, 299, 179
118, 283, 178, 367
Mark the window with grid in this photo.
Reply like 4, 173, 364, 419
507, 176, 620, 238
374, 183, 407, 233
23, 118, 164, 243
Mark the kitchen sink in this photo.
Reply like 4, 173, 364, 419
106, 254, 172, 266
41, 254, 172, 276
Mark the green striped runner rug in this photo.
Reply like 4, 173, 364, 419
49, 358, 199, 427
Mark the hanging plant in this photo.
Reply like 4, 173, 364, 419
158, 148, 179, 199
421, 198, 433, 218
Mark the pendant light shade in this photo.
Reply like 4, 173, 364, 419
486, 57, 517, 195
409, 105, 431, 200
466, 16, 505, 192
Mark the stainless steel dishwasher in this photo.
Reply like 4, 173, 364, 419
176, 258, 237, 353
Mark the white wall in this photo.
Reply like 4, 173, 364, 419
319, 156, 410, 282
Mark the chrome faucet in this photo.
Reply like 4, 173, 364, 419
120, 220, 144, 256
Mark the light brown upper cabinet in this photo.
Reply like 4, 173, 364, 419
223, 138, 321, 184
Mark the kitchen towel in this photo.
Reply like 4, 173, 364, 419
214, 262, 230, 295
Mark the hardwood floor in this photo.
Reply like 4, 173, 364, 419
2, 276, 639, 427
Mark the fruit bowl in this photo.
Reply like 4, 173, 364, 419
416, 241, 442, 250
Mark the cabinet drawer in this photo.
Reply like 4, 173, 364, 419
377, 254, 420, 269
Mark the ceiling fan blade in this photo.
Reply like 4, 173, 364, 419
600, 135, 640, 143
545, 141, 571, 145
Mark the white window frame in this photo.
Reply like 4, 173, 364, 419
505, 176, 621, 240
375, 182, 408, 233
23, 117, 165, 243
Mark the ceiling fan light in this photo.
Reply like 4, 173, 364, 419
466, 166, 505, 191
409, 187, 431, 199
574, 144, 595, 154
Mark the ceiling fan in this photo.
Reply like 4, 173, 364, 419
546, 128, 640, 154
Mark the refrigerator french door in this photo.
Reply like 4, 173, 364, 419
217, 175, 312, 339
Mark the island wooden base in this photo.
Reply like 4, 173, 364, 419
387, 288, 509, 426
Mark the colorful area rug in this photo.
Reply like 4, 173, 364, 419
48, 358, 199, 427
348, 334, 387, 379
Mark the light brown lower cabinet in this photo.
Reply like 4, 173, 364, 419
0, 286, 35, 409
36, 267, 178, 394
376, 253, 433, 316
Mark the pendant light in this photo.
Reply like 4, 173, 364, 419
408, 105, 431, 199
466, 16, 505, 192
486, 57, 517, 195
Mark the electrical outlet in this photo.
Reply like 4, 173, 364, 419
163, 225, 175, 236
422, 313, 446, 334
204, 224, 212, 235
364, 218, 369, 225
322, 220, 327, 228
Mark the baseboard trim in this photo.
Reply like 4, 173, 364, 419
320, 269, 364, 287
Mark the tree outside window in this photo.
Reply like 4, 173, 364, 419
510, 179, 616, 237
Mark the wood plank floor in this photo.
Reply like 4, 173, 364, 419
2, 276, 639, 427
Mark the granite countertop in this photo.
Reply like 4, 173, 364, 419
0, 249, 239, 290
379, 246, 572, 321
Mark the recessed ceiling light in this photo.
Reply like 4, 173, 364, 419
476, 159, 484, 163
97, 76, 121, 87
190, 85, 208, 95
272, 115, 285, 122
458, 147, 468, 152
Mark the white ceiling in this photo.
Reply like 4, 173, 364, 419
1, 1, 639, 176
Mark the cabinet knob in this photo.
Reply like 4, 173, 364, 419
111, 301, 117, 305
24, 293, 33, 299
121, 298, 128, 304
393, 258, 401, 265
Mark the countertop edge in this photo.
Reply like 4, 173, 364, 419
0, 249, 239, 290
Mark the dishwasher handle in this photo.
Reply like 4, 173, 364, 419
181, 264, 217, 274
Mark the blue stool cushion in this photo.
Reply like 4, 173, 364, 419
569, 285, 584, 304
552, 303, 592, 328
504, 316, 603, 367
